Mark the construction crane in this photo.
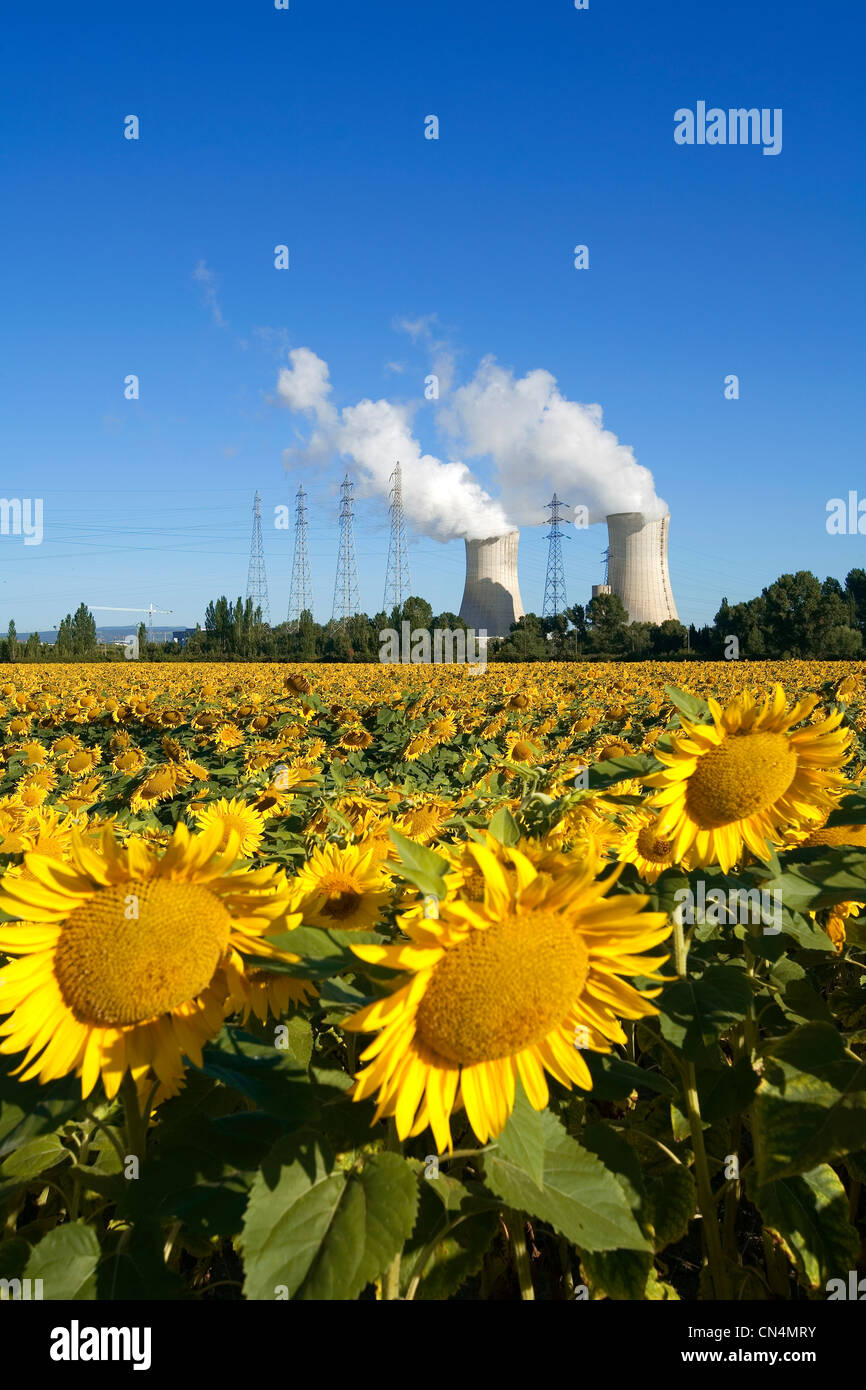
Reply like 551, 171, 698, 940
89, 604, 173, 635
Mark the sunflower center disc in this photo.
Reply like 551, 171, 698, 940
322, 889, 362, 920
684, 731, 797, 829
636, 825, 674, 862
55, 880, 232, 1026
415, 911, 589, 1064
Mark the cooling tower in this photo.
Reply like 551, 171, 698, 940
606, 512, 678, 625
459, 531, 525, 637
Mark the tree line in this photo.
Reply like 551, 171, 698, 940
3, 570, 866, 663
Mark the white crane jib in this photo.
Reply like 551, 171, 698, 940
89, 604, 173, 632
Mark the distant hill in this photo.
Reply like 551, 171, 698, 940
17, 627, 185, 645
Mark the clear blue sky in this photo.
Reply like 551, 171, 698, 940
1, 0, 863, 633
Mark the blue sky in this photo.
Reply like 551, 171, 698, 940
1, 0, 863, 633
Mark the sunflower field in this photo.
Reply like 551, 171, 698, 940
2, 660, 866, 1303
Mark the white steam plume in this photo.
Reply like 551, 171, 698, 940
277, 348, 510, 541
277, 347, 666, 540
441, 357, 666, 525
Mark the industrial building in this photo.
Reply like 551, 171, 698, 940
604, 512, 678, 625
458, 531, 525, 637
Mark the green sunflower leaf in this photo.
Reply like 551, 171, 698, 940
587, 753, 661, 789
240, 1140, 419, 1300
658, 965, 753, 1060
486, 806, 520, 846
752, 846, 866, 914
752, 1021, 866, 1184
746, 1163, 859, 1290
0, 1133, 72, 1181
481, 1109, 650, 1253
497, 1083, 546, 1185
24, 1221, 101, 1300
387, 827, 450, 898
664, 686, 713, 724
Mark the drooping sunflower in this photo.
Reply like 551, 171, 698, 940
402, 733, 433, 763
643, 688, 852, 872
111, 748, 147, 775
0, 823, 303, 1099
294, 841, 394, 931
398, 797, 455, 845
345, 843, 671, 1151
339, 728, 374, 752
800, 821, 866, 952
58, 774, 104, 816
130, 763, 190, 812
192, 796, 266, 857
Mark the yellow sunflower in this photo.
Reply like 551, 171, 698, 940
58, 775, 104, 816
294, 841, 393, 931
19, 741, 48, 768
227, 966, 317, 1024
403, 734, 433, 762
800, 821, 866, 953
345, 843, 671, 1151
398, 797, 455, 844
643, 688, 852, 872
192, 796, 265, 856
0, 823, 302, 1099
615, 810, 682, 883
213, 723, 245, 750
339, 729, 374, 751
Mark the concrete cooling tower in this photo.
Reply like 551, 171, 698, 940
459, 530, 525, 637
606, 512, 678, 625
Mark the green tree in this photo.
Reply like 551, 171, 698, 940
845, 569, 866, 634
70, 603, 97, 658
650, 619, 688, 657
393, 596, 435, 633
824, 625, 863, 658
55, 615, 73, 657
586, 592, 628, 654
762, 572, 825, 656
493, 613, 549, 662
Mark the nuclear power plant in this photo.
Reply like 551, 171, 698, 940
604, 511, 678, 625
458, 531, 526, 637
272, 473, 679, 637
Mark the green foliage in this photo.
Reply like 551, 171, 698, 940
240, 1141, 418, 1300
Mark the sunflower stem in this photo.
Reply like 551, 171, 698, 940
120, 1071, 148, 1163
671, 915, 730, 1300
506, 1210, 535, 1300
380, 1119, 403, 1300
82, 1109, 128, 1171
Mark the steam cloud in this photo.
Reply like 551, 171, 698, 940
277, 347, 666, 541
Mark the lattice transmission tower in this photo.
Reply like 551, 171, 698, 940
542, 493, 570, 618
383, 460, 412, 613
332, 474, 361, 623
246, 490, 270, 623
287, 484, 314, 628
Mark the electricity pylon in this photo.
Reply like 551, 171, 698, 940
287, 484, 314, 627
332, 474, 361, 623
383, 460, 411, 612
542, 493, 570, 618
246, 490, 270, 623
